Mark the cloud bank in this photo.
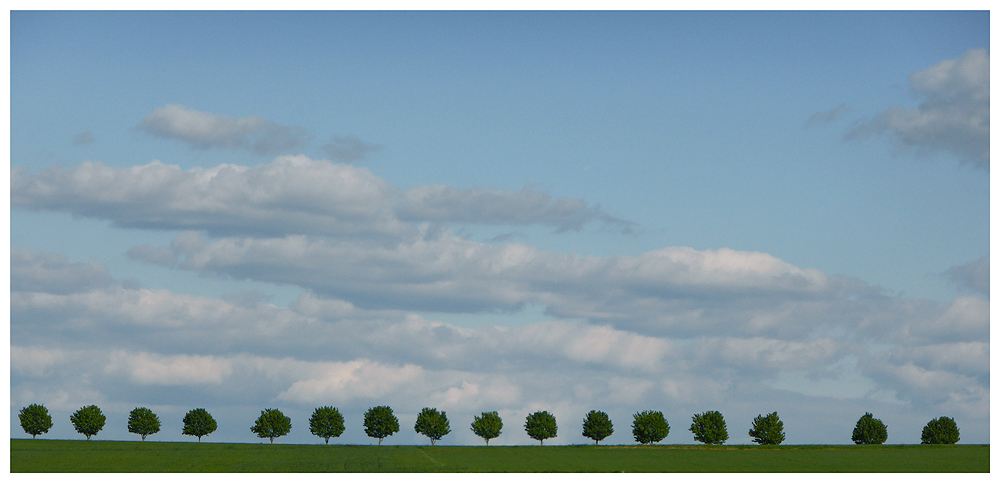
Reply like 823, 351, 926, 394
11, 156, 634, 237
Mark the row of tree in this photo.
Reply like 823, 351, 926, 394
17, 403, 961, 445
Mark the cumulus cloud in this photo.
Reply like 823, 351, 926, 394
943, 255, 989, 297
137, 104, 311, 156
321, 135, 383, 161
12, 156, 634, 236
846, 49, 989, 169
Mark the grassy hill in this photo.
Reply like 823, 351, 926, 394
10, 439, 989, 472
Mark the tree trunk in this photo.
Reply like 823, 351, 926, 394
325, 438, 329, 445
378, 438, 382, 446
142, 434, 147, 442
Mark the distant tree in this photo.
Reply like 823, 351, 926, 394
582, 410, 614, 445
309, 406, 345, 444
748, 412, 785, 445
414, 407, 451, 445
363, 406, 399, 445
19, 404, 53, 439
182, 408, 218, 442
632, 410, 670, 445
471, 411, 503, 445
128, 407, 161, 442
251, 408, 292, 444
690, 410, 728, 445
70, 405, 106, 441
851, 412, 887, 445
524, 411, 558, 446
921, 416, 959, 444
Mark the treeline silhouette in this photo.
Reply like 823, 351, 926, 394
17, 403, 961, 445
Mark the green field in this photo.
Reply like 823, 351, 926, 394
10, 439, 989, 472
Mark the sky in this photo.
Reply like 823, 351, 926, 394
7, 10, 991, 447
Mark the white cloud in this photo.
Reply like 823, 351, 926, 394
105, 351, 234, 385
846, 49, 989, 168
12, 156, 631, 237
144, 230, 859, 340
137, 104, 311, 155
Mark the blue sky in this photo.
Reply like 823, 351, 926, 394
8, 10, 989, 446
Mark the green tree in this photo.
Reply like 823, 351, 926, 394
470, 411, 503, 445
524, 410, 558, 446
18, 404, 53, 439
70, 405, 106, 441
309, 406, 345, 444
251, 408, 292, 444
921, 416, 960, 444
582, 410, 614, 445
632, 410, 670, 445
414, 407, 451, 445
127, 407, 161, 442
748, 412, 785, 445
182, 408, 217, 442
852, 412, 887, 445
363, 406, 399, 445
690, 410, 728, 445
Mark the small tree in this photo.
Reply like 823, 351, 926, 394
690, 410, 728, 445
19, 404, 54, 439
182, 408, 217, 442
524, 411, 558, 446
128, 407, 161, 442
471, 411, 503, 445
632, 410, 670, 445
251, 408, 292, 444
414, 407, 451, 445
70, 405, 106, 441
363, 406, 399, 445
851, 412, 887, 445
582, 410, 614, 445
309, 406, 345, 444
748, 412, 785, 445
921, 416, 960, 444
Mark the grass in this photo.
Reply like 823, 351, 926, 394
10, 439, 989, 472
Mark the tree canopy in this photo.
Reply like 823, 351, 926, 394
251, 408, 292, 444
748, 412, 785, 445
309, 406, 346, 444
471, 411, 503, 445
70, 405, 106, 441
921, 416, 960, 444
582, 410, 614, 445
632, 410, 669, 444
182, 408, 218, 442
128, 407, 161, 442
852, 412, 888, 445
524, 411, 558, 445
414, 407, 451, 445
363, 406, 400, 445
690, 410, 728, 445
19, 404, 53, 439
